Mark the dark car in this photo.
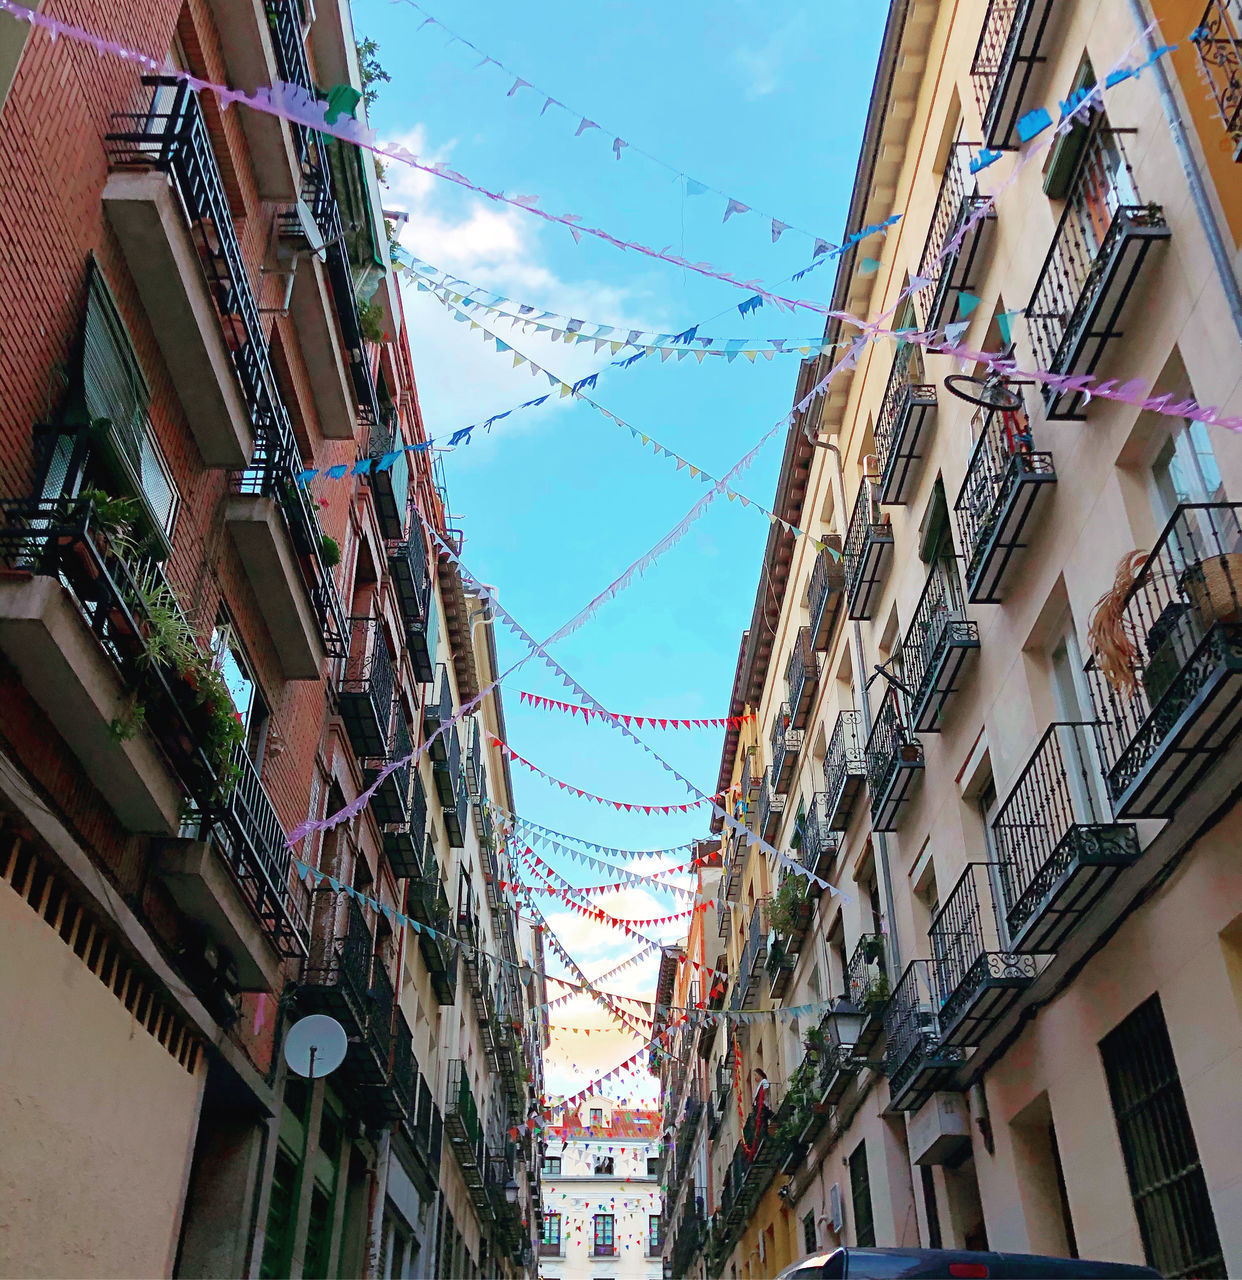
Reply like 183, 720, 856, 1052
772, 1247, 1162, 1280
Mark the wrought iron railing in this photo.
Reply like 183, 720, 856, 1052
875, 343, 935, 483
807, 543, 844, 638
797, 792, 836, 875
389, 523, 432, 628
263, 0, 313, 164
1192, 1, 1242, 149
304, 894, 373, 1010
339, 616, 396, 721
1027, 124, 1164, 375
769, 703, 801, 784
883, 959, 941, 1082
847, 933, 888, 1008
786, 626, 818, 720
106, 78, 347, 656
902, 558, 973, 717
1086, 502, 1242, 806
843, 480, 888, 602
824, 710, 866, 814
445, 1058, 483, 1152
990, 722, 1115, 937
971, 0, 1024, 134
0, 499, 310, 954
756, 766, 785, 836
916, 143, 986, 328
954, 396, 1053, 588
865, 687, 922, 807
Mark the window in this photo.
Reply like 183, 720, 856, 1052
211, 614, 267, 759
849, 1139, 876, 1247
1101, 995, 1224, 1278
590, 1107, 604, 1125
649, 1214, 661, 1253
802, 1211, 817, 1254
542, 1214, 561, 1247
647, 1156, 660, 1176
920, 1166, 943, 1249
1152, 419, 1225, 520
593, 1213, 614, 1256
541, 1156, 561, 1176
593, 1155, 615, 1175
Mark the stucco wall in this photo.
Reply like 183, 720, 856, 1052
0, 883, 204, 1278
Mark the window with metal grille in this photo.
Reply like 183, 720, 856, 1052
803, 1210, 817, 1254
1100, 994, 1224, 1279
849, 1139, 876, 1247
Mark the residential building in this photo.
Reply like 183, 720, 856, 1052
0, 1, 542, 1276
538, 1098, 663, 1280
669, 1, 1242, 1278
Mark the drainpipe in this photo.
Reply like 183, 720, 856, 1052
1126, 0, 1242, 344
365, 1127, 391, 1278
818, 437, 903, 981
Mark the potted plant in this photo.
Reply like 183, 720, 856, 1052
1183, 552, 1242, 625
319, 534, 341, 568
862, 934, 886, 965
861, 971, 890, 1016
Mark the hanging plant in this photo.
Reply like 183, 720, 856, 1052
1088, 550, 1148, 695
319, 534, 341, 568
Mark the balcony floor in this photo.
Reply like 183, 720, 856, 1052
937, 951, 1039, 1048
879, 392, 937, 506
912, 623, 981, 733
847, 529, 895, 621
887, 1036, 965, 1113
965, 453, 1057, 604
1109, 624, 1242, 819
871, 754, 924, 833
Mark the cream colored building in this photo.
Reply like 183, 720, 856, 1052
539, 1097, 663, 1280
677, 1, 1242, 1277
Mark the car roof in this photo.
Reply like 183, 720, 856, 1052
772, 1247, 1161, 1280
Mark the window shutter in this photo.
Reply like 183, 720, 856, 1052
82, 264, 150, 461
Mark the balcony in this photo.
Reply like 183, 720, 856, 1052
0, 501, 309, 976
444, 1059, 488, 1201
539, 1242, 563, 1259
301, 897, 392, 1085
464, 715, 485, 797
435, 727, 469, 847
1087, 503, 1242, 820
337, 617, 395, 760
991, 722, 1141, 953
786, 626, 820, 729
796, 791, 838, 880
1028, 125, 1169, 420
366, 715, 411, 827
366, 409, 408, 541
766, 934, 797, 1000
769, 704, 802, 795
823, 711, 867, 830
724, 830, 745, 903
846, 933, 890, 1060
736, 898, 771, 1009
1192, 2, 1242, 160
903, 559, 980, 733
417, 878, 458, 1006
970, 0, 1057, 151
916, 143, 996, 331
844, 482, 894, 620
807, 540, 846, 649
954, 396, 1056, 604
883, 960, 964, 1113
102, 79, 252, 467
875, 344, 937, 507
423, 664, 453, 760
388, 524, 432, 638
756, 767, 786, 842
929, 864, 1039, 1049
866, 688, 925, 832
384, 766, 427, 877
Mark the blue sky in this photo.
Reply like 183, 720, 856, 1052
354, 0, 886, 1102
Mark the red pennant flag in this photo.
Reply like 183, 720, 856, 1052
659, 718, 668, 729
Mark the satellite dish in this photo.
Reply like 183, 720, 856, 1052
284, 1014, 348, 1078
944, 373, 1023, 412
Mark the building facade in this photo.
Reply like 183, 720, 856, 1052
665, 1, 1242, 1277
0, 1, 543, 1276
538, 1098, 663, 1280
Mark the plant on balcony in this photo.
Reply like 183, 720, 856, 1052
862, 934, 885, 964
1089, 550, 1149, 694
358, 297, 386, 344
319, 534, 341, 568
769, 872, 811, 937
861, 971, 890, 1015
356, 38, 391, 111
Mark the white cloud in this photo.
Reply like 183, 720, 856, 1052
732, 15, 805, 99
378, 127, 671, 456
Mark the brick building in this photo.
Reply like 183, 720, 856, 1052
0, 1, 543, 1276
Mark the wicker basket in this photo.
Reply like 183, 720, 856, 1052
1183, 553, 1242, 625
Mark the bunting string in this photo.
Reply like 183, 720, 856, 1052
492, 806, 702, 860
518, 691, 752, 730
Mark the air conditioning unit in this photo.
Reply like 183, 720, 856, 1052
829, 1182, 844, 1233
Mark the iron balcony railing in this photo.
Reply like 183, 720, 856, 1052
0, 499, 309, 955
786, 626, 819, 728
445, 1059, 484, 1174
1086, 502, 1242, 818
106, 79, 346, 657
303, 894, 374, 1027
865, 686, 925, 828
843, 479, 893, 618
263, 0, 313, 164
756, 766, 785, 840
337, 616, 396, 757
883, 959, 947, 1091
769, 703, 802, 791
807, 542, 845, 645
388, 522, 432, 631
847, 933, 888, 1009
954, 395, 1055, 600
796, 791, 837, 875
928, 862, 1037, 1043
366, 713, 411, 827
366, 408, 407, 540
916, 143, 989, 329
1191, 1, 1242, 152
1027, 124, 1167, 382
424, 664, 454, 757
391, 1011, 417, 1121
902, 557, 979, 730
970, 0, 1055, 149
823, 710, 866, 827
874, 342, 937, 504
990, 722, 1140, 950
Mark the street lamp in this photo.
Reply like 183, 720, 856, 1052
822, 998, 867, 1052
505, 1177, 519, 1205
